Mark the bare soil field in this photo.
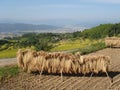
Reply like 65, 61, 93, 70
1, 48, 120, 90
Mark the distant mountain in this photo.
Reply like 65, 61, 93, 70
0, 23, 59, 33
0, 23, 88, 33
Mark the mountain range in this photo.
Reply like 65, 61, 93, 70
0, 23, 59, 33
0, 23, 86, 33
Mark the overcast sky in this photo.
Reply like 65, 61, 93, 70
0, 0, 120, 26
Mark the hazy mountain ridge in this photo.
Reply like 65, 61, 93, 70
0, 23, 59, 33
0, 23, 87, 33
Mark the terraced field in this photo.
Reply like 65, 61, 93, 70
1, 48, 120, 90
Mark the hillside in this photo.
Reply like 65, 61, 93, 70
0, 23, 120, 59
73, 23, 120, 39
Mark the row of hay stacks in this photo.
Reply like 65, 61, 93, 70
105, 37, 120, 47
17, 49, 111, 76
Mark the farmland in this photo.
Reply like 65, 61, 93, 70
1, 0, 120, 89
0, 49, 17, 59
0, 23, 120, 90
1, 48, 120, 90
51, 39, 99, 51
0, 38, 105, 59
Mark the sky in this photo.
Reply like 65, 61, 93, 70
0, 0, 120, 27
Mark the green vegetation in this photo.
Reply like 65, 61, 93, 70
74, 41, 106, 55
0, 49, 17, 59
74, 23, 120, 39
51, 39, 98, 51
0, 23, 120, 58
0, 65, 19, 82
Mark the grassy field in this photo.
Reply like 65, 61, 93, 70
73, 42, 106, 54
0, 47, 34, 59
0, 39, 105, 59
0, 49, 18, 59
51, 39, 103, 51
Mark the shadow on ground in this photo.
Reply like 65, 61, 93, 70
32, 71, 120, 79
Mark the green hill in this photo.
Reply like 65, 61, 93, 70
73, 23, 120, 39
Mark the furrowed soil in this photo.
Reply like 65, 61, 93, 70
1, 48, 120, 90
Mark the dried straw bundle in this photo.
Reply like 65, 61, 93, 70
17, 49, 111, 77
80, 55, 110, 74
105, 37, 120, 47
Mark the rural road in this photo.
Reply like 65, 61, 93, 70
0, 58, 17, 67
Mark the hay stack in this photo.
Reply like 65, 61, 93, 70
80, 55, 110, 74
105, 37, 120, 47
17, 49, 111, 76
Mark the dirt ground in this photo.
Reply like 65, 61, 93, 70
0, 58, 16, 67
1, 48, 120, 90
